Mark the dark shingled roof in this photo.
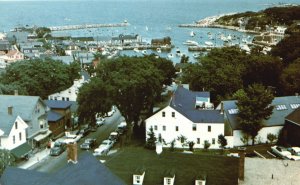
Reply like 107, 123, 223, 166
47, 110, 63, 122
222, 96, 300, 130
170, 86, 223, 123
0, 153, 126, 185
285, 108, 300, 126
45, 100, 72, 109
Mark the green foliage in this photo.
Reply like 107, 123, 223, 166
78, 56, 171, 130
267, 133, 277, 144
242, 54, 283, 89
169, 139, 176, 152
0, 149, 15, 175
35, 27, 51, 38
182, 46, 248, 102
204, 140, 211, 149
180, 54, 189, 64
234, 83, 274, 145
188, 141, 195, 151
0, 58, 79, 98
177, 135, 187, 148
271, 33, 300, 64
77, 78, 113, 126
279, 59, 300, 95
240, 134, 250, 146
218, 134, 227, 148
145, 126, 156, 150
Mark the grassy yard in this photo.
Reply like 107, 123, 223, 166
104, 146, 239, 185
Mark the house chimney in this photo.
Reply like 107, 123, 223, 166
14, 90, 18, 96
220, 102, 224, 114
238, 147, 246, 181
67, 143, 78, 164
8, 106, 13, 115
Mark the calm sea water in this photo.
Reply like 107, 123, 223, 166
0, 0, 299, 62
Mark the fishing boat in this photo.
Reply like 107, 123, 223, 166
156, 48, 162, 53
133, 48, 139, 53
142, 50, 147, 55
204, 41, 213, 46
183, 40, 199, 46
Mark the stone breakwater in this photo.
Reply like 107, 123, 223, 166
49, 23, 129, 31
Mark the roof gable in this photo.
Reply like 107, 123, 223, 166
286, 108, 300, 126
169, 86, 223, 123
47, 111, 63, 122
0, 95, 45, 121
45, 100, 72, 109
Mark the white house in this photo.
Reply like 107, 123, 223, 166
145, 86, 224, 149
219, 95, 300, 147
48, 71, 90, 101
0, 107, 31, 159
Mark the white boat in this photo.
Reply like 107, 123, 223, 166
190, 31, 196, 37
133, 48, 139, 53
167, 53, 174, 58
176, 49, 182, 57
193, 53, 200, 58
183, 40, 199, 46
156, 48, 161, 53
205, 41, 213, 46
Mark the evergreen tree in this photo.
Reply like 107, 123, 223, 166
234, 84, 274, 145
145, 126, 156, 150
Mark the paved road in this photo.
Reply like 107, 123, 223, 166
29, 110, 123, 173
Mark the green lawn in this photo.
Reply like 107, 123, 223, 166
104, 146, 239, 185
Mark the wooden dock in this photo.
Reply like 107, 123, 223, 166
49, 23, 129, 31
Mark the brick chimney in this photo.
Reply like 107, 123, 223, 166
8, 106, 13, 115
238, 147, 246, 181
67, 142, 78, 164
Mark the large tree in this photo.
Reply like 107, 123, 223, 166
234, 84, 274, 145
78, 56, 168, 131
279, 59, 300, 95
182, 46, 248, 102
0, 58, 80, 98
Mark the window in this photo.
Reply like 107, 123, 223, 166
162, 111, 165, 117
172, 112, 175, 117
62, 97, 65, 101
175, 126, 179, 131
154, 125, 158, 130
208, 126, 211, 132
15, 122, 18, 129
40, 120, 44, 129
192, 124, 197, 131
135, 176, 140, 183
54, 97, 57, 100
66, 97, 70, 101
197, 138, 200, 144
13, 136, 15, 144
166, 178, 172, 185
163, 125, 166, 131
212, 138, 215, 144
19, 132, 22, 141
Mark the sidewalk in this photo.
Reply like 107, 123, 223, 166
17, 148, 50, 169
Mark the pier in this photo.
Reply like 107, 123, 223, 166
49, 23, 129, 31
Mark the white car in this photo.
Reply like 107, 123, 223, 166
93, 140, 114, 156
96, 117, 105, 126
287, 147, 300, 161
271, 145, 292, 159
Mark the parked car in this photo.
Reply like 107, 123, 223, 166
108, 132, 119, 142
80, 138, 96, 150
106, 109, 115, 117
271, 145, 292, 159
96, 117, 105, 126
50, 142, 66, 156
57, 133, 82, 144
287, 147, 300, 160
77, 127, 90, 137
93, 140, 114, 156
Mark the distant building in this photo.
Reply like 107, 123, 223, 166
145, 85, 224, 149
219, 96, 300, 147
282, 107, 300, 146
